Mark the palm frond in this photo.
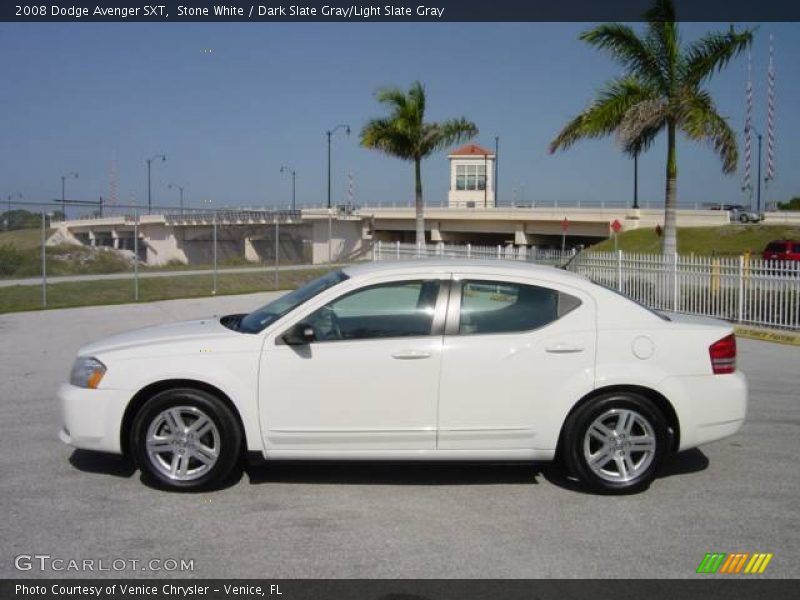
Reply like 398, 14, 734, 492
580, 24, 664, 86
678, 91, 738, 173
422, 118, 479, 156
681, 28, 754, 88
375, 86, 409, 112
644, 0, 680, 88
361, 82, 476, 161
549, 77, 659, 153
616, 98, 669, 151
360, 117, 415, 160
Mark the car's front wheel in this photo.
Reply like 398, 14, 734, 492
130, 387, 242, 491
563, 392, 668, 494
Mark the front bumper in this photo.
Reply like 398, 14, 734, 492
58, 383, 130, 454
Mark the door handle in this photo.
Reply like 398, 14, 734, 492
391, 350, 432, 360
545, 343, 585, 354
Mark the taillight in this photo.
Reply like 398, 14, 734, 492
709, 334, 737, 374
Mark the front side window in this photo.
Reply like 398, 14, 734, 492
457, 280, 577, 335
306, 280, 441, 342
238, 270, 348, 333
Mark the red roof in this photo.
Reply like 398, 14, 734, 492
449, 143, 493, 156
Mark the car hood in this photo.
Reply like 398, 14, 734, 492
78, 317, 237, 357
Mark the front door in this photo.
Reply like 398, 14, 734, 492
259, 277, 448, 452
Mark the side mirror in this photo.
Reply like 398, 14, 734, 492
281, 322, 316, 345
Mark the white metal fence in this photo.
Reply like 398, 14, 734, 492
372, 241, 800, 331
372, 240, 572, 265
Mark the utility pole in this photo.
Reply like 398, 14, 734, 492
494, 136, 499, 206
326, 124, 350, 209
146, 154, 166, 215
61, 172, 78, 219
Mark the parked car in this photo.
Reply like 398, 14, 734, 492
59, 260, 747, 494
731, 208, 764, 223
762, 240, 800, 262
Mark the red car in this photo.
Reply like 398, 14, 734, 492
762, 240, 800, 262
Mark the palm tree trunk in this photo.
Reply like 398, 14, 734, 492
414, 158, 425, 248
662, 120, 678, 256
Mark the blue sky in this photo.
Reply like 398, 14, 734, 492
1, 22, 798, 212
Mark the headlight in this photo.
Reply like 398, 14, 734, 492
70, 357, 107, 389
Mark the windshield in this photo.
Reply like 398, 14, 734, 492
238, 270, 349, 333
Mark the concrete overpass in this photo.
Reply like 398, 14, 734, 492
50, 205, 732, 266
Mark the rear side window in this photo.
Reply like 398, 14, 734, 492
457, 280, 580, 335
793, 244, 800, 254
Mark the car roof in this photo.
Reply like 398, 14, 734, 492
341, 259, 589, 285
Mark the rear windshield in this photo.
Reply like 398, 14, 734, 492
765, 242, 787, 253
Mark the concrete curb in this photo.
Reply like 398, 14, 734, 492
734, 326, 800, 346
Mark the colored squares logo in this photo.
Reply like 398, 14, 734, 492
697, 552, 773, 574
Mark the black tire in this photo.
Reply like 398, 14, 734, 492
739, 213, 749, 223
130, 387, 243, 491
562, 392, 668, 494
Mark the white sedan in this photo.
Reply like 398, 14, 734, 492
59, 260, 747, 493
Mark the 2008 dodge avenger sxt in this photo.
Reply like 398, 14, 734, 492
60, 260, 747, 493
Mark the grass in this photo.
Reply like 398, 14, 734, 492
0, 227, 49, 249
0, 228, 310, 279
0, 268, 331, 314
591, 225, 800, 256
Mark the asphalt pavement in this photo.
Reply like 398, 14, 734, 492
1, 293, 798, 578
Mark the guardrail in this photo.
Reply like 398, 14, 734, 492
372, 242, 800, 331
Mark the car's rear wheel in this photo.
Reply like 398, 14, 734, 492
563, 392, 668, 494
130, 388, 242, 491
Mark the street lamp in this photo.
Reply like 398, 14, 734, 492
5, 192, 22, 230
168, 183, 185, 215
146, 154, 166, 215
60, 172, 78, 219
280, 166, 296, 212
326, 124, 350, 209
494, 136, 499, 206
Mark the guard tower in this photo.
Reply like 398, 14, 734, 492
448, 143, 495, 208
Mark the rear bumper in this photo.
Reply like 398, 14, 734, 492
58, 383, 130, 454
660, 371, 748, 451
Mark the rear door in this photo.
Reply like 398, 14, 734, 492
436, 273, 596, 453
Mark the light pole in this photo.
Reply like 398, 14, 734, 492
60, 172, 78, 219
146, 154, 166, 215
202, 199, 217, 294
744, 125, 763, 214
326, 124, 350, 209
5, 192, 22, 231
168, 183, 185, 215
494, 136, 499, 205
280, 166, 296, 211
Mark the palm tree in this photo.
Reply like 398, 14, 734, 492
361, 81, 478, 246
549, 0, 753, 255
